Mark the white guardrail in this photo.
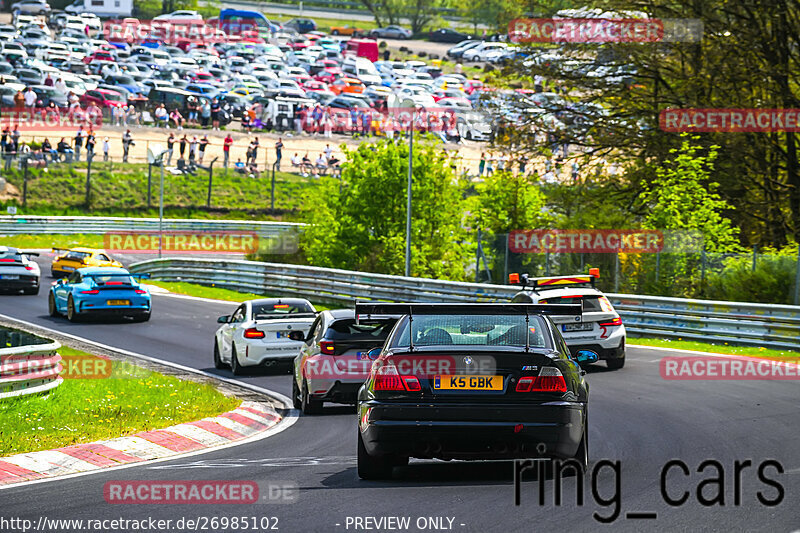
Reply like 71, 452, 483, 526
0, 215, 303, 236
129, 258, 800, 351
0, 328, 62, 400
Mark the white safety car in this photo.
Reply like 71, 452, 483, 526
509, 272, 626, 369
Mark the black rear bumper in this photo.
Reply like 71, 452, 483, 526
358, 401, 585, 460
0, 277, 39, 291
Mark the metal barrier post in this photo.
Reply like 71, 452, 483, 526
503, 234, 509, 284
147, 163, 152, 209
794, 244, 800, 306
655, 251, 660, 283
21, 157, 28, 207
614, 251, 620, 292
84, 152, 93, 206
271, 162, 277, 211
206, 157, 218, 208
752, 245, 757, 272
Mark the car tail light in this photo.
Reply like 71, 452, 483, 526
373, 363, 404, 391
25, 266, 34, 271
402, 376, 421, 391
0, 258, 14, 262
599, 317, 622, 326
319, 340, 335, 355
80, 289, 99, 294
516, 367, 567, 393
134, 289, 147, 294
243, 328, 265, 339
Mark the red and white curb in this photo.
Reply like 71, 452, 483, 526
0, 401, 281, 487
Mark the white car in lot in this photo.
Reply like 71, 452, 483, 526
510, 273, 627, 369
463, 42, 508, 62
214, 298, 318, 375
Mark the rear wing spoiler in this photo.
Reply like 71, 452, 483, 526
355, 301, 582, 318
20, 251, 39, 257
509, 273, 597, 291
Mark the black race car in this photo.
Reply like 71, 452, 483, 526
355, 302, 597, 479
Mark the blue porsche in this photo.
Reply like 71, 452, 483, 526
48, 267, 152, 322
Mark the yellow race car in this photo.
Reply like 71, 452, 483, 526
50, 247, 123, 278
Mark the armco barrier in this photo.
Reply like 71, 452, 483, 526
0, 215, 303, 236
129, 258, 800, 351
0, 327, 62, 399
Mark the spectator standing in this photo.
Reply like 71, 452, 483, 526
54, 78, 67, 94
350, 107, 358, 136
188, 135, 197, 162
11, 126, 19, 154
122, 129, 133, 163
295, 105, 304, 135
44, 74, 54, 87
324, 143, 333, 162
200, 99, 211, 128
571, 161, 580, 182
198, 135, 209, 164
486, 152, 495, 176
245, 140, 254, 165
323, 108, 332, 138
361, 109, 371, 136
186, 97, 198, 127
274, 137, 283, 171
251, 138, 259, 166
103, 136, 109, 161
166, 133, 175, 165
223, 133, 233, 168
13, 89, 24, 109
179, 135, 187, 159
85, 130, 96, 158
312, 105, 322, 135
478, 152, 486, 176
0, 127, 8, 154
24, 87, 36, 113
211, 98, 221, 130
74, 126, 84, 162
113, 104, 123, 126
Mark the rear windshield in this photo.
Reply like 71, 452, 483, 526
252, 301, 315, 318
64, 251, 91, 260
87, 274, 133, 285
325, 319, 397, 341
0, 252, 22, 262
540, 296, 602, 312
391, 314, 551, 349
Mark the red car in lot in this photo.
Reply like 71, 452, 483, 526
80, 88, 125, 108
314, 67, 344, 84
83, 50, 116, 64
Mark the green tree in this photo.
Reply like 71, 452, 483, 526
300, 138, 469, 280
639, 136, 740, 253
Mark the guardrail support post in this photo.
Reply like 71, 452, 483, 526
475, 228, 481, 283
794, 244, 800, 306
147, 163, 152, 209
614, 251, 620, 292
84, 153, 93, 207
503, 234, 509, 284
21, 158, 28, 208
271, 162, 277, 211
545, 251, 550, 276
206, 157, 218, 208
752, 244, 757, 272
701, 247, 706, 293
655, 251, 660, 284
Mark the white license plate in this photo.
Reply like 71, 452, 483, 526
563, 322, 593, 332
1, 274, 19, 280
62, 266, 75, 271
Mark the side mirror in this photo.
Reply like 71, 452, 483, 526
217, 315, 230, 324
575, 350, 599, 364
367, 348, 381, 360
288, 330, 305, 341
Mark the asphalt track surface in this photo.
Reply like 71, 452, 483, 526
1, 256, 799, 532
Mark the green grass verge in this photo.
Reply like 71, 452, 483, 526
0, 234, 106, 250
1, 163, 318, 217
146, 280, 332, 311
629, 336, 800, 361
263, 11, 378, 33
0, 347, 240, 456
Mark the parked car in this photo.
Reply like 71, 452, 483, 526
369, 25, 412, 40
425, 28, 472, 43
10, 0, 50, 15
284, 18, 316, 34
